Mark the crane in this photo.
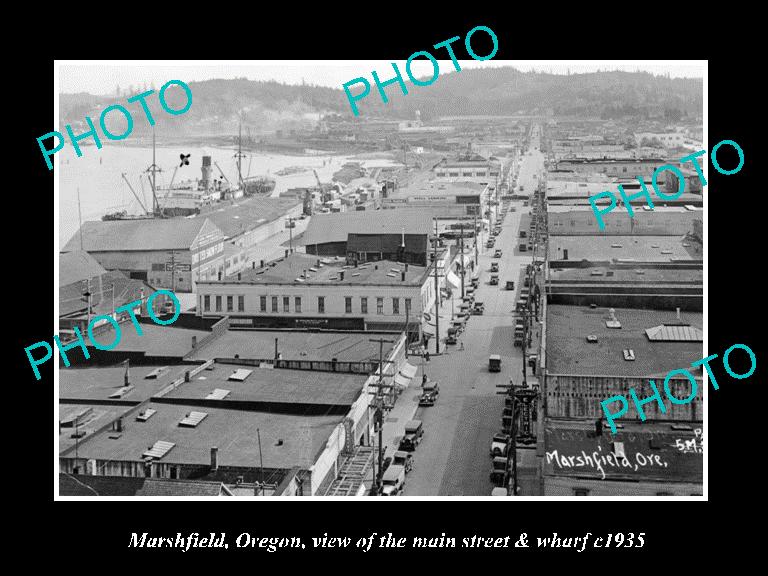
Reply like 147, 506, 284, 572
120, 173, 149, 214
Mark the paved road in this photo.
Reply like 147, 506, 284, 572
403, 131, 546, 495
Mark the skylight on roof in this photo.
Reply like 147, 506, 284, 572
136, 409, 157, 422
228, 369, 252, 382
143, 440, 175, 460
179, 411, 208, 427
622, 349, 636, 361
645, 325, 702, 342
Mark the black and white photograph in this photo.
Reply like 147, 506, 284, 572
48, 59, 711, 499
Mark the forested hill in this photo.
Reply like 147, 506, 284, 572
59, 68, 702, 136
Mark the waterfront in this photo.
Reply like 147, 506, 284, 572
58, 143, 396, 246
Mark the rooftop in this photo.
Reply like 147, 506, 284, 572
58, 473, 230, 496
546, 305, 703, 377
62, 217, 220, 252
59, 250, 108, 287
301, 209, 431, 246
206, 253, 429, 287
548, 236, 701, 263
194, 196, 300, 240
549, 266, 703, 285
60, 364, 189, 404
544, 420, 702, 483
392, 181, 486, 198
87, 322, 211, 358
67, 402, 342, 470
189, 329, 399, 363
163, 362, 367, 407
59, 403, 128, 453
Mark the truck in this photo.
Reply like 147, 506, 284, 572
489, 354, 502, 372
381, 465, 406, 496
392, 451, 414, 473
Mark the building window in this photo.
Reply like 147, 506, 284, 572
215, 295, 222, 312
260, 296, 267, 312
573, 488, 590, 496
272, 296, 278, 313
405, 298, 411, 314
226, 295, 234, 312
377, 297, 384, 315
392, 298, 400, 315
361, 297, 368, 314
345, 297, 352, 314
283, 296, 290, 313
295, 297, 302, 313
318, 296, 325, 313
204, 295, 210, 312
449, 172, 459, 177
656, 492, 673, 496
238, 295, 245, 312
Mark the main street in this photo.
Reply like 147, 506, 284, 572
402, 129, 545, 495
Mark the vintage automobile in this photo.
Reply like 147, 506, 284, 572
490, 433, 511, 457
418, 391, 437, 406
398, 420, 424, 451
489, 354, 502, 372
494, 249, 503, 258
490, 457, 508, 485
490, 274, 499, 285
445, 334, 458, 345
490, 262, 499, 273
506, 280, 515, 290
392, 451, 414, 473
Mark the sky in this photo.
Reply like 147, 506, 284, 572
58, 61, 705, 95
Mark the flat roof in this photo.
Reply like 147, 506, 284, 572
190, 329, 399, 363
546, 305, 703, 377
59, 403, 128, 453
60, 364, 189, 403
544, 420, 702, 483
88, 323, 211, 358
548, 236, 700, 263
549, 266, 703, 285
68, 402, 342, 469
547, 205, 700, 214
207, 253, 429, 287
163, 362, 366, 407
392, 181, 486, 198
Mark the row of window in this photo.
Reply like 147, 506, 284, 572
192, 243, 224, 264
573, 488, 701, 496
202, 294, 245, 313
202, 294, 413, 315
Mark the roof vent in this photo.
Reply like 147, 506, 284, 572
622, 349, 636, 361
589, 303, 597, 309
605, 308, 621, 329
586, 335, 598, 343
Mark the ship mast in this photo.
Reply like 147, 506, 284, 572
145, 128, 162, 217
234, 117, 246, 191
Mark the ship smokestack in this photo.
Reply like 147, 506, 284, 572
201, 156, 212, 191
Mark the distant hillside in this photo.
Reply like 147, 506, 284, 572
58, 69, 702, 137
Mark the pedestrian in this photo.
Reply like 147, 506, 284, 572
425, 351, 430, 362
460, 341, 465, 351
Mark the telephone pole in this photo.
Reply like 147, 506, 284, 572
432, 219, 440, 355
459, 223, 465, 299
474, 212, 479, 263
369, 337, 395, 495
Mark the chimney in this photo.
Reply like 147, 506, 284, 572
217, 271, 222, 280
114, 417, 123, 432
191, 336, 197, 348
184, 370, 191, 382
274, 337, 279, 361
237, 272, 242, 281
563, 249, 568, 260
401, 271, 406, 282
260, 259, 265, 268
405, 263, 409, 271
252, 261, 256, 269
210, 447, 218, 471
340, 271, 345, 281
316, 259, 321, 267
285, 249, 289, 258
676, 307, 681, 321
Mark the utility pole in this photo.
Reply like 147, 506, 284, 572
257, 428, 265, 496
496, 382, 519, 496
432, 219, 440, 355
235, 118, 246, 190
168, 250, 176, 292
77, 187, 84, 251
145, 129, 162, 216
286, 217, 296, 253
369, 337, 395, 495
459, 223, 465, 299
83, 278, 92, 328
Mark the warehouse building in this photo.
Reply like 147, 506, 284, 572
62, 217, 227, 293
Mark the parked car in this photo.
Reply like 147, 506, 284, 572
490, 262, 499, 273
489, 354, 502, 372
419, 391, 437, 406
486, 240, 495, 248
393, 451, 414, 473
506, 280, 515, 290
446, 334, 458, 345
381, 465, 406, 496
399, 420, 424, 451
423, 380, 439, 397
490, 433, 511, 457
490, 457, 508, 485
490, 274, 499, 285
494, 249, 503, 258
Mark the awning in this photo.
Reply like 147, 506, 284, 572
400, 362, 417, 378
394, 373, 412, 388
446, 270, 461, 289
